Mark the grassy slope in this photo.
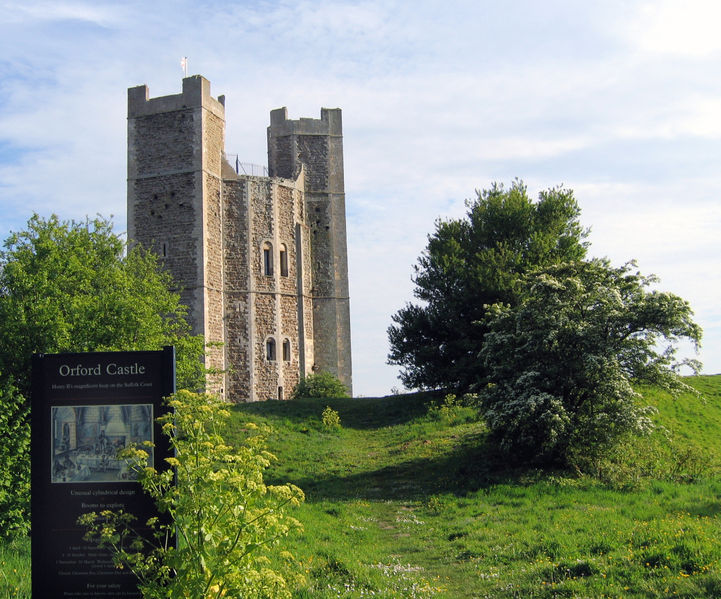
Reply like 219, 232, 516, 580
228, 377, 721, 598
3, 378, 721, 598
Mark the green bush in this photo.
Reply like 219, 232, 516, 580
80, 390, 304, 598
480, 259, 700, 467
0, 375, 29, 538
0, 215, 212, 534
291, 372, 348, 400
321, 406, 342, 429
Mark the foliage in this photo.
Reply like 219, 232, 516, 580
426, 393, 478, 425
291, 371, 348, 399
0, 214, 208, 534
0, 214, 205, 394
480, 259, 702, 466
388, 180, 588, 392
79, 390, 304, 599
0, 375, 29, 539
0, 535, 30, 598
321, 406, 342, 429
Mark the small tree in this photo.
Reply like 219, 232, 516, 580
479, 259, 702, 467
0, 214, 203, 395
0, 214, 206, 535
80, 390, 304, 598
291, 371, 348, 399
388, 181, 588, 392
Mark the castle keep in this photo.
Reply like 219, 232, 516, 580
127, 75, 352, 401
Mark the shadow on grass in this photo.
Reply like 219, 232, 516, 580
265, 433, 527, 502
234, 392, 443, 431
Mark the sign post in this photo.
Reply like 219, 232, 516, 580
31, 347, 175, 598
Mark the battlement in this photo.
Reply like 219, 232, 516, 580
128, 75, 225, 119
269, 107, 342, 136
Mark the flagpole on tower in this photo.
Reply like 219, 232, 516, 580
181, 57, 188, 77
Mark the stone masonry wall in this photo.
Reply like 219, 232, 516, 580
133, 111, 196, 176
296, 136, 328, 191
266, 108, 352, 393
129, 172, 200, 319
127, 97, 205, 334
203, 109, 226, 385
221, 177, 252, 401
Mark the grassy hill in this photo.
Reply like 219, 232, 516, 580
229, 377, 721, 598
3, 377, 721, 597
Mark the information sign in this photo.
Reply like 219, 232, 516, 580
31, 348, 175, 598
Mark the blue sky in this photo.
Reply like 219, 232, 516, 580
1, 0, 720, 396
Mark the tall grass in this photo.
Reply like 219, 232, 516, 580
0, 536, 29, 598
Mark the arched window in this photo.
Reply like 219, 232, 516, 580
279, 243, 288, 277
262, 242, 273, 276
282, 338, 291, 362
265, 338, 276, 361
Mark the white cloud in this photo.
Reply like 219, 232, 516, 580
0, 0, 122, 25
630, 0, 721, 58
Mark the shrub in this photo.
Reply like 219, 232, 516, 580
80, 390, 304, 598
427, 393, 479, 426
291, 371, 348, 400
480, 259, 701, 467
321, 406, 342, 429
0, 375, 29, 538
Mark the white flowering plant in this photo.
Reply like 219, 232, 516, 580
480, 259, 701, 468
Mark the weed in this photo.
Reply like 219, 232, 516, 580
322, 406, 342, 429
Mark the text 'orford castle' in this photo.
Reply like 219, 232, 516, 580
127, 75, 352, 401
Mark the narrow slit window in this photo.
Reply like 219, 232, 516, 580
282, 339, 291, 362
280, 244, 288, 277
266, 338, 276, 361
278, 386, 284, 400
263, 242, 273, 276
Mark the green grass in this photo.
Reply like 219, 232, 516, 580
4, 377, 721, 597
0, 535, 29, 598
227, 377, 721, 598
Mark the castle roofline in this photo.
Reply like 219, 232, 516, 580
128, 75, 225, 119
269, 107, 342, 136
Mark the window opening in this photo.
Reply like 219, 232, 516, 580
278, 386, 284, 400
280, 244, 288, 277
282, 339, 291, 362
266, 338, 276, 361
263, 242, 273, 276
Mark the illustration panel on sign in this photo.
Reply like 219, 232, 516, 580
51, 404, 153, 483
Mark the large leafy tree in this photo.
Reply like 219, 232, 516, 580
0, 214, 202, 394
0, 214, 204, 536
480, 259, 702, 467
388, 181, 589, 391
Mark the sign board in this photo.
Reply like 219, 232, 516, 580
31, 348, 175, 598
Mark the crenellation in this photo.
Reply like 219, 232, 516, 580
128, 75, 225, 119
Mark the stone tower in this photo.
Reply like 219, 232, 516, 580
127, 75, 352, 400
267, 108, 353, 393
